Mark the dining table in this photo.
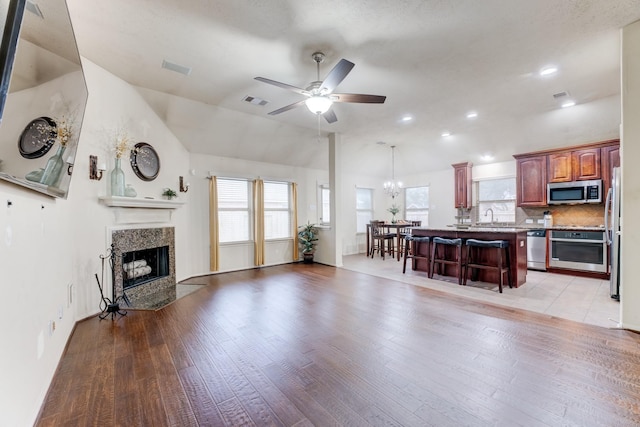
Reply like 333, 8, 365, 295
366, 222, 418, 261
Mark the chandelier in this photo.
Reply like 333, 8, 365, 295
383, 145, 402, 198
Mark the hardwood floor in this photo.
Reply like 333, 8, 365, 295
37, 263, 640, 426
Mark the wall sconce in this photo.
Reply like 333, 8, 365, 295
66, 156, 74, 175
89, 155, 106, 180
179, 176, 189, 193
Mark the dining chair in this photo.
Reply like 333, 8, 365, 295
369, 220, 395, 259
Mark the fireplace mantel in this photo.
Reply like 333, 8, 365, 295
99, 196, 185, 209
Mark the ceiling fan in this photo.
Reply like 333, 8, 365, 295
254, 51, 386, 123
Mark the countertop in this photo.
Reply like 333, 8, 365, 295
416, 226, 527, 234
432, 224, 607, 233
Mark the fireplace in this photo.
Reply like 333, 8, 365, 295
122, 245, 170, 290
111, 226, 176, 308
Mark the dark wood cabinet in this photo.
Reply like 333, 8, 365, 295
572, 148, 601, 181
548, 148, 600, 182
515, 140, 618, 207
602, 144, 620, 196
452, 162, 472, 208
516, 156, 547, 207
547, 152, 572, 182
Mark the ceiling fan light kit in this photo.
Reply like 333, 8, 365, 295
254, 51, 386, 123
305, 96, 332, 114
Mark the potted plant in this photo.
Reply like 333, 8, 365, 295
298, 222, 319, 263
162, 188, 177, 200
387, 204, 400, 224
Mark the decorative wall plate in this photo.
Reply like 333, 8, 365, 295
18, 117, 57, 159
130, 142, 160, 181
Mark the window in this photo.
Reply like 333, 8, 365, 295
320, 184, 330, 225
264, 181, 292, 239
404, 186, 429, 225
476, 177, 516, 223
217, 178, 251, 243
356, 188, 373, 232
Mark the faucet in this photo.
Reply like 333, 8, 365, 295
484, 208, 494, 224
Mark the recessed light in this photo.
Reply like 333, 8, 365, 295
561, 100, 576, 108
466, 111, 478, 119
481, 154, 494, 161
441, 131, 451, 137
540, 66, 558, 76
401, 115, 413, 122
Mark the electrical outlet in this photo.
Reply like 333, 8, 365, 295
525, 218, 533, 224
537, 219, 545, 224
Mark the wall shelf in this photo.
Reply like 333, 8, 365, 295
98, 196, 185, 209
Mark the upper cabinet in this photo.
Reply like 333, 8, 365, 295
515, 155, 547, 207
514, 140, 618, 207
602, 144, 621, 196
548, 148, 601, 182
452, 162, 472, 208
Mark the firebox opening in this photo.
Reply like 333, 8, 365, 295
122, 245, 169, 290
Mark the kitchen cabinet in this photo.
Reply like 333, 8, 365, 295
548, 148, 600, 182
514, 139, 619, 207
452, 162, 472, 208
602, 143, 620, 196
515, 155, 547, 207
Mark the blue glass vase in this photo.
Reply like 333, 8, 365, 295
110, 158, 125, 196
40, 145, 66, 187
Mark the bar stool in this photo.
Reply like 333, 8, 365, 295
429, 237, 464, 285
402, 235, 430, 273
463, 239, 512, 293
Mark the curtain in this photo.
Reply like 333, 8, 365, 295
208, 176, 219, 271
253, 178, 265, 266
291, 182, 299, 261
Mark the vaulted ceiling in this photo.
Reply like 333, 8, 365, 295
65, 0, 640, 178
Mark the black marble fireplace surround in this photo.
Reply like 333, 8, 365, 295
111, 226, 176, 309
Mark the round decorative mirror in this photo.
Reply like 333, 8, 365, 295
130, 142, 160, 181
18, 116, 57, 159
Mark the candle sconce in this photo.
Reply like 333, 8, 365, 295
179, 176, 189, 193
66, 156, 74, 175
89, 155, 106, 180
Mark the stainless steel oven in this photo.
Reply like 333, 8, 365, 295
548, 230, 607, 273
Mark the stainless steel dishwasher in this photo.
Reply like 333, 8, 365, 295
527, 229, 547, 271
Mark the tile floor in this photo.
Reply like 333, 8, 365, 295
341, 253, 621, 329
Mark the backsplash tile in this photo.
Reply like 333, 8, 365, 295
518, 205, 605, 227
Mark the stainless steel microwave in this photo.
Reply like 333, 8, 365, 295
547, 179, 602, 204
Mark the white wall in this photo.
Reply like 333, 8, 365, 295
621, 21, 640, 331
0, 58, 191, 426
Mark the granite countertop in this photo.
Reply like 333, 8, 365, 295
416, 224, 606, 233
415, 226, 527, 234
546, 225, 606, 232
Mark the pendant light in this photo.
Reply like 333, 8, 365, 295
383, 145, 402, 198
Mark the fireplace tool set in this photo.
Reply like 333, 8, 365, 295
96, 243, 129, 320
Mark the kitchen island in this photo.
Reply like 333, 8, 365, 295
411, 227, 528, 287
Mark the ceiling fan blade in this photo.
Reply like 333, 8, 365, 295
255, 77, 309, 96
267, 99, 307, 115
323, 109, 338, 124
319, 59, 355, 93
331, 93, 387, 104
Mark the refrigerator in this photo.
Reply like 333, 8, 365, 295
605, 167, 621, 300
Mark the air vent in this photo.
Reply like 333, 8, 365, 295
26, 1, 44, 19
161, 60, 192, 76
553, 91, 569, 99
243, 96, 268, 106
